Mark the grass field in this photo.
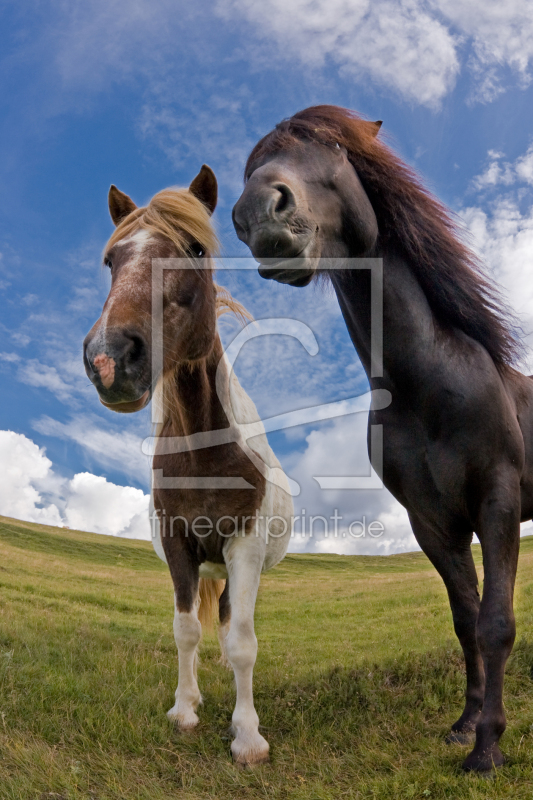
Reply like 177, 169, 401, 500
2, 515, 533, 799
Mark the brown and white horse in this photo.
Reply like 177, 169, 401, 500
83, 166, 293, 766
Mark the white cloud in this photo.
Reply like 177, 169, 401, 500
283, 412, 416, 555
433, 0, 533, 101
462, 141, 533, 368
0, 431, 63, 526
516, 144, 533, 185
216, 0, 459, 107
0, 352, 21, 363
215, 0, 533, 106
471, 152, 515, 191
3, 342, 99, 406
471, 144, 533, 191
63, 472, 149, 539
33, 414, 151, 484
0, 430, 150, 540
17, 360, 75, 402
462, 199, 533, 365
10, 333, 31, 347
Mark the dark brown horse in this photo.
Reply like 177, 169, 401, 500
232, 105, 533, 772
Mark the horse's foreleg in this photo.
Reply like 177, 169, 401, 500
462, 474, 520, 772
224, 534, 268, 766
409, 512, 485, 744
164, 551, 202, 730
167, 596, 203, 729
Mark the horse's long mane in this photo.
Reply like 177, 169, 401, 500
106, 186, 252, 434
245, 105, 520, 367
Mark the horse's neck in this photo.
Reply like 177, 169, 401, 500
167, 334, 231, 438
331, 246, 436, 387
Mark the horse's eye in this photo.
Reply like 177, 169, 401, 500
104, 257, 112, 268
189, 242, 205, 258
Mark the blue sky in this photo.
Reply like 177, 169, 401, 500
1, 1, 533, 552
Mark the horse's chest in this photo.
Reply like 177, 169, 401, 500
153, 443, 267, 562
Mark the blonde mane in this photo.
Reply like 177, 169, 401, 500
215, 284, 253, 325
106, 187, 219, 257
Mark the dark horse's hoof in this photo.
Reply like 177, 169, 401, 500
462, 744, 505, 773
446, 730, 476, 745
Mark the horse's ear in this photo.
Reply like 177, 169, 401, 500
108, 185, 137, 226
189, 165, 217, 215
369, 120, 382, 137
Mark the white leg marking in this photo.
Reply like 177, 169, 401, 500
224, 534, 269, 765
167, 598, 202, 730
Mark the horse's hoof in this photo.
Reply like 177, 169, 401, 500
231, 734, 270, 767
446, 730, 476, 745
233, 754, 270, 769
167, 707, 199, 731
462, 744, 505, 773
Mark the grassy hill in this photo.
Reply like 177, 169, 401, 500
2, 515, 533, 798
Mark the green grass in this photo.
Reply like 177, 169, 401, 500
2, 514, 533, 798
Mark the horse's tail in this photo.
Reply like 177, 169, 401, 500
198, 578, 225, 629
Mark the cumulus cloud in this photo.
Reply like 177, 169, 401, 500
216, 0, 533, 106
471, 144, 533, 191
216, 0, 460, 107
284, 413, 417, 555
433, 0, 533, 101
0, 430, 63, 527
516, 145, 533, 184
463, 199, 533, 363
462, 141, 533, 368
63, 472, 149, 539
0, 430, 150, 540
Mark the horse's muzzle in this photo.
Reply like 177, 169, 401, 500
83, 326, 152, 412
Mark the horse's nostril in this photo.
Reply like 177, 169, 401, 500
275, 187, 289, 214
127, 335, 145, 365
271, 183, 296, 219
83, 340, 98, 376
